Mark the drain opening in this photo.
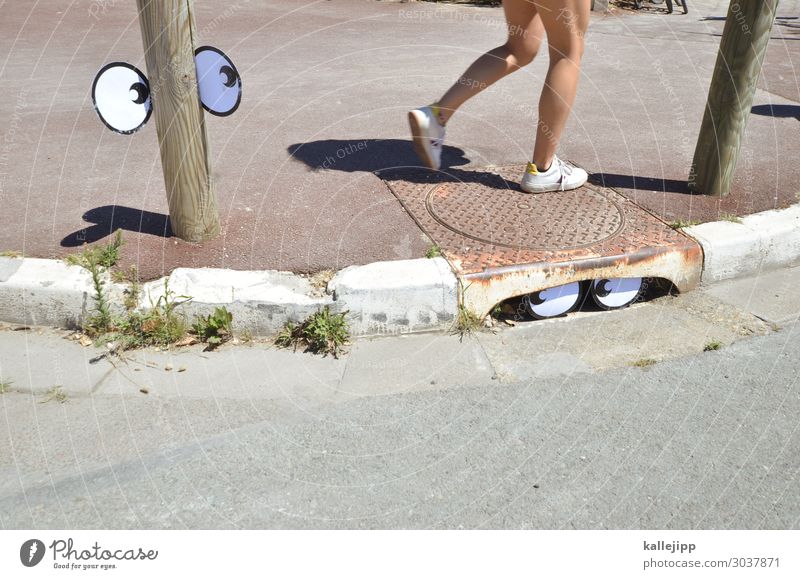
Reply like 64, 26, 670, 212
490, 278, 677, 323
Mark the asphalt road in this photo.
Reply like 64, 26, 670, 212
1, 267, 798, 529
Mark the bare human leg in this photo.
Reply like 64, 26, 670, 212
435, 0, 545, 125
531, 0, 590, 171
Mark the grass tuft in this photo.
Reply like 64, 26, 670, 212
450, 281, 484, 340
719, 213, 742, 224
452, 304, 483, 339
703, 340, 722, 352
632, 358, 657, 368
40, 386, 67, 404
425, 244, 443, 259
191, 306, 233, 351
668, 219, 702, 230
275, 306, 349, 358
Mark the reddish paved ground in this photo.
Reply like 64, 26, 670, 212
0, 0, 797, 280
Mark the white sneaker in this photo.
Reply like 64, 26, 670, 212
520, 156, 588, 193
408, 105, 446, 170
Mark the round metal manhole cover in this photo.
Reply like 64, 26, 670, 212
424, 166, 625, 251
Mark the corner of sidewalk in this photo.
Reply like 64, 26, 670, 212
1, 202, 800, 340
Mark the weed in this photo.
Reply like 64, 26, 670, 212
719, 213, 742, 224
703, 340, 722, 352
40, 386, 67, 404
0, 380, 12, 394
275, 306, 349, 358
63, 233, 194, 351
451, 281, 483, 340
97, 279, 190, 351
65, 229, 123, 270
425, 244, 442, 259
0, 250, 22, 258
85, 258, 113, 335
97, 229, 124, 268
115, 265, 141, 311
668, 219, 702, 230
452, 304, 483, 339
191, 306, 233, 350
632, 358, 657, 368
120, 280, 190, 348
65, 231, 126, 336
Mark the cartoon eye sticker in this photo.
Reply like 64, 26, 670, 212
589, 278, 644, 310
92, 46, 241, 133
91, 62, 152, 134
194, 46, 242, 116
524, 281, 583, 320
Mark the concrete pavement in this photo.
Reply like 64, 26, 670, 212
1, 263, 799, 528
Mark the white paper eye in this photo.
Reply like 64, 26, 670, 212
91, 62, 152, 134
194, 46, 241, 116
524, 282, 583, 320
590, 278, 644, 310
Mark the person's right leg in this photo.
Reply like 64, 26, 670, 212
520, 0, 590, 193
531, 0, 589, 171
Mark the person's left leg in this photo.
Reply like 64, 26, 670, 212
436, 0, 545, 125
409, 1, 545, 170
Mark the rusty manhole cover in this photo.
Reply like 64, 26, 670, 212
381, 164, 702, 277
425, 168, 625, 251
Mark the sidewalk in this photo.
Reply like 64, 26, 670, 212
1, 0, 797, 284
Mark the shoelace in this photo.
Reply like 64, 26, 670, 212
555, 157, 573, 191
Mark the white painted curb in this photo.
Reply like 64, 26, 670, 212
0, 256, 458, 337
683, 204, 800, 284
0, 257, 125, 328
329, 257, 457, 336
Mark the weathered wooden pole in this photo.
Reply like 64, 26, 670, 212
689, 0, 779, 197
136, 0, 219, 241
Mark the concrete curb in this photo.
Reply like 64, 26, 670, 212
0, 256, 457, 338
683, 204, 800, 284
0, 203, 798, 337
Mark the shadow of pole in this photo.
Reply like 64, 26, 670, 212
61, 205, 172, 247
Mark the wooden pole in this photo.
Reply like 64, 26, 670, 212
689, 0, 779, 197
135, 0, 219, 241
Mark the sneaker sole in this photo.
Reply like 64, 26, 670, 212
408, 111, 437, 170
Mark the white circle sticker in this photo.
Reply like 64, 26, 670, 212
92, 62, 152, 134
195, 46, 242, 116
